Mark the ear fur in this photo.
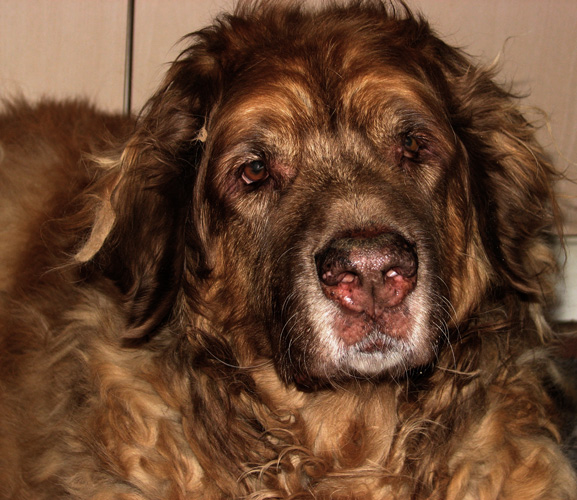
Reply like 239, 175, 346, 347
454, 68, 559, 304
418, 32, 560, 306
75, 34, 224, 338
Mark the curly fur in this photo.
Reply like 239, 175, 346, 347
1, 1, 576, 498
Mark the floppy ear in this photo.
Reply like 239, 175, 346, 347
75, 40, 222, 338
380, 12, 560, 311
422, 36, 560, 306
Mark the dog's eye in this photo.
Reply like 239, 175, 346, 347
403, 135, 421, 158
241, 160, 269, 184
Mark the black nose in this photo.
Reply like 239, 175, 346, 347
315, 231, 417, 318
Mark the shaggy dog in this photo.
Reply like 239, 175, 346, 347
1, 1, 576, 498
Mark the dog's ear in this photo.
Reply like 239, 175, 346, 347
438, 49, 560, 305
74, 39, 223, 339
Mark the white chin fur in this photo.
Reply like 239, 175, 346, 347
302, 275, 434, 378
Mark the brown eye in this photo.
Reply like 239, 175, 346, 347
241, 160, 269, 184
403, 135, 420, 157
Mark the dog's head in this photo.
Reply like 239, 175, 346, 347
79, 2, 558, 388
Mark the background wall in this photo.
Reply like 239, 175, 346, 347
1, 0, 576, 317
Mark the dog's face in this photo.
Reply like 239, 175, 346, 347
88, 3, 556, 389
201, 58, 457, 386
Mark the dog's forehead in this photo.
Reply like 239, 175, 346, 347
214, 62, 442, 143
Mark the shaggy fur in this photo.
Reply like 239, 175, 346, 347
1, 1, 576, 498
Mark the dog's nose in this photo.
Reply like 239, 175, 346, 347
315, 232, 417, 318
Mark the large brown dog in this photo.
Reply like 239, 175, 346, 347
1, 2, 575, 498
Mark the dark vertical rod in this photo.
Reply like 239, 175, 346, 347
123, 0, 135, 116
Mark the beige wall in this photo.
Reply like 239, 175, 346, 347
0, 0, 127, 110
1, 0, 576, 234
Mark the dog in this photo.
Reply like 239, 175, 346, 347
1, 1, 576, 498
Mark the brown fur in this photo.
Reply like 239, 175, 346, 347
1, 2, 576, 498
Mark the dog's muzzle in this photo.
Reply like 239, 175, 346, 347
315, 231, 417, 344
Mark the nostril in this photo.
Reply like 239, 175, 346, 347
321, 270, 357, 287
385, 269, 398, 278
